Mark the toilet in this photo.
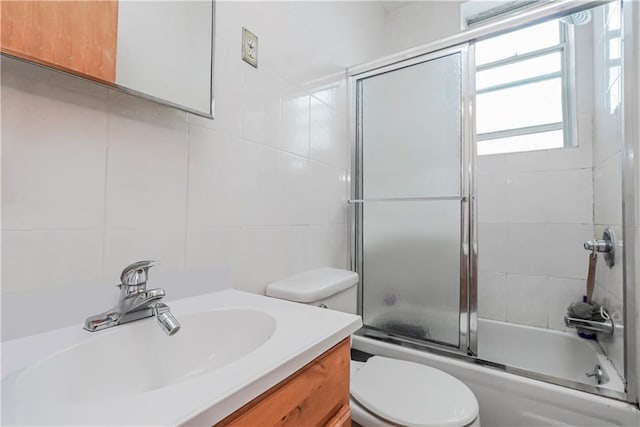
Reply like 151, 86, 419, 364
266, 268, 481, 427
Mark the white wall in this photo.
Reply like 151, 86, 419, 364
385, 1, 463, 52
1, 1, 387, 340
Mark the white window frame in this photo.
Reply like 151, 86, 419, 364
604, 2, 622, 114
475, 21, 578, 154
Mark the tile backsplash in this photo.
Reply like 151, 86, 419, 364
1, 1, 387, 340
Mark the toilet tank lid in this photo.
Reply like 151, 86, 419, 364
265, 268, 358, 303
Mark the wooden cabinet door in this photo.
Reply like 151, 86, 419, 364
219, 338, 351, 427
325, 405, 351, 427
1, 0, 118, 83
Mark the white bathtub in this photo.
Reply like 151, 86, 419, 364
352, 319, 640, 427
478, 318, 625, 393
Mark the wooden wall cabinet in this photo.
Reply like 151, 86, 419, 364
1, 1, 118, 83
219, 338, 351, 427
1, 0, 214, 116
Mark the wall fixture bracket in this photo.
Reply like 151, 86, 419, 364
583, 226, 616, 268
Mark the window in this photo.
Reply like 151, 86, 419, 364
475, 19, 574, 156
604, 2, 622, 114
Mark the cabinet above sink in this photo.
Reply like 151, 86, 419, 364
1, 0, 214, 117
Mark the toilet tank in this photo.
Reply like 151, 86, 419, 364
265, 268, 359, 314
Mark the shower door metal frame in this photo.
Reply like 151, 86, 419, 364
349, 43, 476, 356
622, 0, 639, 407
347, 0, 638, 405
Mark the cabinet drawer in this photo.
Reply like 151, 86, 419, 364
219, 338, 351, 427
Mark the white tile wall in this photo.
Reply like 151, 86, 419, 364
477, 270, 506, 321
2, 230, 104, 294
476, 157, 507, 224
506, 274, 548, 328
478, 149, 596, 331
1, 74, 108, 231
1, 1, 387, 340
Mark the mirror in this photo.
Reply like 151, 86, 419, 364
0, 1, 215, 117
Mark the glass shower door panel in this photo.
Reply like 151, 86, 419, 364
361, 53, 462, 199
362, 200, 462, 347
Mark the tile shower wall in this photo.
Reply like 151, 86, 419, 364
477, 146, 594, 330
1, 1, 387, 340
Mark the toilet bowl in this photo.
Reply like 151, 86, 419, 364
350, 358, 480, 427
265, 268, 481, 427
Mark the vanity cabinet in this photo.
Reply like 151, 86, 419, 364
1, 1, 118, 83
219, 338, 351, 427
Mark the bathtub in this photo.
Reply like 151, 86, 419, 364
352, 318, 640, 427
478, 318, 625, 393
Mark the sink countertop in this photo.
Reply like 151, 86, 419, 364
1, 289, 362, 426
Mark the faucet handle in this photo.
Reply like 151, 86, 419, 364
120, 260, 157, 287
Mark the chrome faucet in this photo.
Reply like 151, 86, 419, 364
84, 261, 181, 335
585, 364, 608, 385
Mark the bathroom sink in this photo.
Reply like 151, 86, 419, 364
7, 308, 276, 403
2, 289, 362, 426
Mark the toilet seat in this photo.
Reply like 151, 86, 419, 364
351, 356, 479, 427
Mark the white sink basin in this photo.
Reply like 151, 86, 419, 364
2, 289, 362, 426
8, 308, 276, 403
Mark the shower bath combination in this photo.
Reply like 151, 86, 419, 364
347, 0, 638, 423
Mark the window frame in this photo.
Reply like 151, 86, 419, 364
475, 20, 578, 154
604, 2, 622, 114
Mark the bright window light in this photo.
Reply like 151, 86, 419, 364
475, 20, 560, 66
476, 78, 563, 134
476, 52, 561, 91
475, 18, 573, 156
605, 2, 622, 114
477, 130, 564, 156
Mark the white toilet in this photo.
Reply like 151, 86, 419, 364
266, 268, 481, 427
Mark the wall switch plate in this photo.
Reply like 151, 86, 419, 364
242, 27, 258, 68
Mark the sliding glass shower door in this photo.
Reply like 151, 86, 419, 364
353, 45, 474, 353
